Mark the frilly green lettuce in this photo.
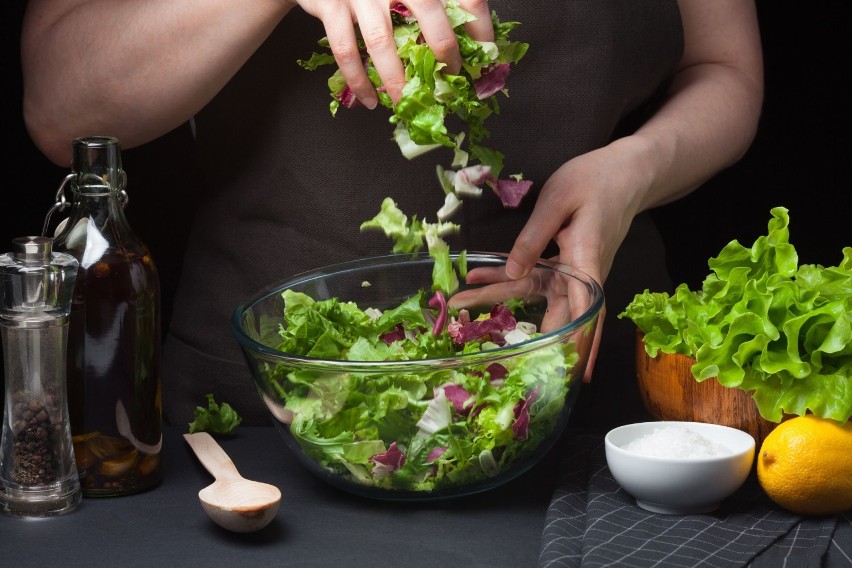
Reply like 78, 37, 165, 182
619, 207, 852, 423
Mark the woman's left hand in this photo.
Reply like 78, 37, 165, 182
504, 139, 653, 381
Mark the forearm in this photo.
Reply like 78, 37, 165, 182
629, 62, 764, 212
22, 0, 294, 165
615, 0, 764, 216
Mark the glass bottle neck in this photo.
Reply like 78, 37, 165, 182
71, 169, 126, 195
54, 183, 136, 255
68, 185, 127, 218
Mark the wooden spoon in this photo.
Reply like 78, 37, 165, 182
184, 432, 281, 533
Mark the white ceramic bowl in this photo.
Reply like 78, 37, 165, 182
604, 421, 755, 514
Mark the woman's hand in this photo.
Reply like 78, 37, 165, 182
504, 139, 654, 382
449, 259, 600, 349
508, 139, 648, 288
449, 143, 643, 385
449, 141, 646, 386
294, 0, 493, 107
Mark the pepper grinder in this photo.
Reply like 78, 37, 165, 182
0, 236, 81, 516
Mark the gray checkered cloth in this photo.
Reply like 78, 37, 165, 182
538, 435, 852, 567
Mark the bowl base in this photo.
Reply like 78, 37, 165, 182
635, 499, 719, 515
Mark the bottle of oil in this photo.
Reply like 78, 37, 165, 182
51, 136, 162, 496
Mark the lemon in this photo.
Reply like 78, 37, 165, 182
757, 415, 852, 516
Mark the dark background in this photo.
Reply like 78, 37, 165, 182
1, 2, 848, 359
651, 1, 849, 286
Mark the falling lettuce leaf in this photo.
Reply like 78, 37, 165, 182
619, 207, 852, 423
188, 393, 243, 434
360, 197, 463, 294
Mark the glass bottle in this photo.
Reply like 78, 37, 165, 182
51, 136, 162, 496
0, 236, 81, 516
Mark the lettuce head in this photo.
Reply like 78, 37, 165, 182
619, 207, 852, 423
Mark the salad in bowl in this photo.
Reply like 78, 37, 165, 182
231, 252, 602, 500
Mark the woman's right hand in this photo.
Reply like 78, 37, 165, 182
293, 0, 493, 108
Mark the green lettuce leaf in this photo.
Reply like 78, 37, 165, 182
188, 393, 243, 434
360, 197, 463, 294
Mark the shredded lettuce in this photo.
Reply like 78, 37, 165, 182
265, 289, 579, 493
188, 393, 243, 434
303, 4, 532, 295
300, 1, 532, 252
280, 6, 574, 492
297, 1, 528, 181
360, 197, 464, 294
619, 207, 852, 423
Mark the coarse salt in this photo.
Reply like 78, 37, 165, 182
622, 426, 731, 458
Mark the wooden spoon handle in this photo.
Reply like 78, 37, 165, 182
184, 432, 243, 481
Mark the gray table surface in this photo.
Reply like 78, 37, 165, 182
0, 426, 558, 567
4, 426, 850, 568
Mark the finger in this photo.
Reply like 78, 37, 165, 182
540, 293, 571, 334
449, 277, 540, 310
539, 264, 592, 333
406, 0, 462, 74
322, 8, 379, 109
506, 195, 567, 280
583, 305, 605, 383
351, 2, 406, 104
459, 0, 494, 42
558, 252, 604, 384
448, 266, 509, 310
463, 265, 510, 285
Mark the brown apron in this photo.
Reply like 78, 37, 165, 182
163, 0, 684, 427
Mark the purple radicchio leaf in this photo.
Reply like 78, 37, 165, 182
511, 387, 540, 441
490, 177, 533, 208
379, 323, 406, 345
447, 303, 517, 344
439, 383, 474, 414
336, 84, 361, 109
474, 63, 511, 100
427, 446, 447, 463
486, 363, 509, 383
428, 291, 448, 336
390, 2, 412, 19
370, 442, 406, 478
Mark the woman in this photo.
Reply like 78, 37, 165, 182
21, 0, 763, 430
19, 2, 763, 564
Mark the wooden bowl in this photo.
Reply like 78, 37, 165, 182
635, 330, 778, 446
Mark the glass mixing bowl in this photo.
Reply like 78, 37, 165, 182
231, 252, 603, 501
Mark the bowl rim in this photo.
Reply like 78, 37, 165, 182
230, 251, 604, 371
604, 420, 756, 464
